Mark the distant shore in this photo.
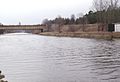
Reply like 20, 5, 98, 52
39, 32, 120, 39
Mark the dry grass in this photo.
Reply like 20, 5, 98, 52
39, 32, 113, 39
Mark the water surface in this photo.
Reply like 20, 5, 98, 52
0, 33, 120, 82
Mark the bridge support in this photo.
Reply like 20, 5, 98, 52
0, 29, 5, 34
32, 29, 44, 34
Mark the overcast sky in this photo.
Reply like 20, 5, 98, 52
0, 0, 93, 25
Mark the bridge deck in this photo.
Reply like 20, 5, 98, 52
0, 25, 46, 30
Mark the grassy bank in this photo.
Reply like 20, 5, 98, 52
39, 32, 116, 39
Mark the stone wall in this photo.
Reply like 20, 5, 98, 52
50, 24, 102, 32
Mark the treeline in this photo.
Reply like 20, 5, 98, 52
42, 14, 87, 25
90, 0, 120, 24
43, 0, 120, 26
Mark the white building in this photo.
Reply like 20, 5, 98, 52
108, 23, 120, 32
114, 23, 120, 32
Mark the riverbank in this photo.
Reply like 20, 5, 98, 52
39, 32, 120, 39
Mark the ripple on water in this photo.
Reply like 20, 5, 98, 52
0, 34, 120, 82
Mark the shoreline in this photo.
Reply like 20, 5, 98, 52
39, 32, 120, 39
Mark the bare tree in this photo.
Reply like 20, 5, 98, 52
42, 19, 49, 25
42, 19, 52, 32
93, 0, 120, 31
93, 0, 108, 23
70, 14, 75, 24
108, 0, 119, 23
55, 16, 65, 33
93, 0, 120, 23
110, 0, 119, 8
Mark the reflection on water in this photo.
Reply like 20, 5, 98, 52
0, 33, 120, 82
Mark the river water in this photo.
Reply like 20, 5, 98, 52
0, 33, 120, 82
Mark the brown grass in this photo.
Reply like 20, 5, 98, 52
39, 32, 113, 39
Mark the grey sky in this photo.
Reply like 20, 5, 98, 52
0, 0, 93, 25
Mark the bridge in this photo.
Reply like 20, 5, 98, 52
0, 25, 47, 34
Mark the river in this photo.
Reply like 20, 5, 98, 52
0, 33, 120, 82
